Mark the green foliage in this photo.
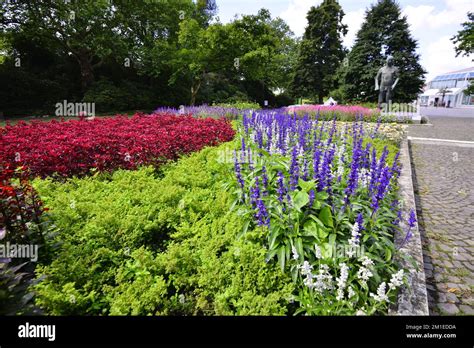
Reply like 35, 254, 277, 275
292, 0, 348, 103
32, 145, 294, 315
451, 12, 474, 58
0, 262, 34, 315
343, 0, 426, 103
82, 79, 156, 112
213, 101, 261, 110
464, 81, 474, 96
231, 119, 405, 315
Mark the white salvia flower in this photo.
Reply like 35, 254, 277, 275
299, 261, 313, 276
388, 269, 404, 290
314, 245, 322, 259
357, 267, 373, 284
336, 263, 349, 300
348, 287, 355, 299
269, 142, 277, 155
336, 288, 345, 301
337, 263, 349, 288
298, 146, 305, 159
359, 169, 371, 188
361, 256, 374, 267
313, 264, 333, 293
303, 276, 315, 289
291, 246, 299, 260
357, 257, 374, 285
370, 282, 389, 302
337, 164, 344, 179
346, 222, 360, 258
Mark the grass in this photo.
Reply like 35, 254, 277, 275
452, 268, 470, 278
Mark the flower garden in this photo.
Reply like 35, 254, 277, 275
0, 108, 416, 316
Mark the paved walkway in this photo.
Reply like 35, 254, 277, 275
419, 107, 474, 118
408, 116, 474, 315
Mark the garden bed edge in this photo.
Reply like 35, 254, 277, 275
389, 138, 430, 315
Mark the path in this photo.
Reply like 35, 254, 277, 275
408, 116, 474, 315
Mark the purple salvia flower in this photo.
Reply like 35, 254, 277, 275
309, 189, 315, 207
277, 171, 286, 206
250, 177, 261, 208
344, 137, 363, 203
302, 157, 309, 181
371, 166, 392, 215
234, 151, 245, 190
290, 145, 299, 190
356, 213, 364, 233
390, 151, 401, 177
262, 166, 269, 194
400, 209, 417, 248
393, 208, 403, 226
255, 199, 270, 227
408, 209, 417, 228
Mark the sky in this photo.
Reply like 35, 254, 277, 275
214, 0, 473, 81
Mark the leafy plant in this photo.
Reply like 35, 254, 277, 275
2, 113, 235, 179
230, 111, 411, 314
31, 145, 294, 315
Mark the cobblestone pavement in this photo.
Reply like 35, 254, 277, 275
409, 116, 474, 141
408, 117, 474, 315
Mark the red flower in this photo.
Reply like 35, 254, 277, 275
2, 113, 235, 179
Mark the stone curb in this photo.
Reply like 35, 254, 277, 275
389, 138, 430, 315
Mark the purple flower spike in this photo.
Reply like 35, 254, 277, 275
408, 209, 417, 228
290, 145, 299, 190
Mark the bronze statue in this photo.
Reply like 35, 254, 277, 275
375, 56, 399, 109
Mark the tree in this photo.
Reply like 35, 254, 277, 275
1, 0, 200, 92
343, 0, 425, 103
1, 0, 131, 91
451, 12, 474, 59
291, 0, 347, 103
170, 19, 228, 105
170, 9, 297, 105
231, 9, 297, 103
452, 12, 474, 96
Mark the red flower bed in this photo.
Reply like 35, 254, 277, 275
0, 113, 235, 178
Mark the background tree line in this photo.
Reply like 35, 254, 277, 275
0, 0, 441, 117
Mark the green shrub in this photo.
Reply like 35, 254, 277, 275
83, 78, 156, 113
213, 101, 261, 110
32, 144, 294, 315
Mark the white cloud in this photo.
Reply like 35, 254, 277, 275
401, 0, 473, 80
403, 0, 471, 31
280, 0, 365, 48
422, 35, 473, 81
342, 8, 365, 48
278, 0, 473, 80
279, 0, 320, 37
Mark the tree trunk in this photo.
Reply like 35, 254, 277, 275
318, 93, 324, 104
75, 50, 95, 92
190, 79, 202, 106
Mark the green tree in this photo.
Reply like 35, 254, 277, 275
291, 0, 347, 103
343, 0, 425, 103
451, 12, 474, 96
170, 9, 297, 105
231, 9, 296, 97
170, 19, 229, 105
1, 0, 131, 91
451, 12, 474, 59
1, 0, 200, 92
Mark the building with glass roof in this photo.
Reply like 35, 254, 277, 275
418, 67, 474, 108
